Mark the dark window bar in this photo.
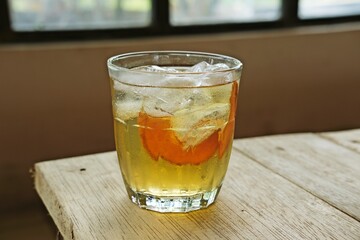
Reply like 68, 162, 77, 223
0, 0, 359, 43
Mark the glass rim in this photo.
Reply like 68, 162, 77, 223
107, 50, 243, 75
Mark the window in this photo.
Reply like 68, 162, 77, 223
170, 0, 281, 25
299, 0, 360, 19
8, 0, 151, 31
1, 0, 359, 42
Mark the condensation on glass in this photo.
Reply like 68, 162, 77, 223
170, 0, 281, 26
8, 0, 151, 31
299, 0, 360, 19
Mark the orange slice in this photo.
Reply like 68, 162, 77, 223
218, 81, 238, 158
138, 111, 219, 165
138, 80, 238, 165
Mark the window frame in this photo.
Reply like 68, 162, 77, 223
1, 0, 359, 43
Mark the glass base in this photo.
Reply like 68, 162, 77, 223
126, 186, 221, 213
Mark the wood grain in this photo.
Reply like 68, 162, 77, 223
35, 148, 360, 240
233, 133, 360, 222
320, 129, 360, 153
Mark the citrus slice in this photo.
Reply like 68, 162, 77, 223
138, 112, 219, 165
138, 80, 238, 165
218, 81, 238, 158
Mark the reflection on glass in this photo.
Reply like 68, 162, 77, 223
8, 0, 151, 31
299, 0, 360, 19
170, 0, 281, 26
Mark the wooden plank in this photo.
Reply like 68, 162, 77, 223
320, 129, 360, 153
34, 149, 360, 240
233, 133, 360, 222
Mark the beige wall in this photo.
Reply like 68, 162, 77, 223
1, 23, 360, 212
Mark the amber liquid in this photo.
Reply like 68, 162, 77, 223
114, 117, 234, 196
111, 80, 238, 197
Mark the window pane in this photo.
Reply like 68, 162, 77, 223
299, 0, 360, 19
8, 0, 151, 31
170, 0, 281, 26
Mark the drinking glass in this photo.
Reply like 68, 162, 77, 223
107, 51, 242, 212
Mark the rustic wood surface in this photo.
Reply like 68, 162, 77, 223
233, 132, 360, 222
320, 129, 360, 153
34, 130, 360, 240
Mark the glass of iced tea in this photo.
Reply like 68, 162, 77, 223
107, 51, 242, 213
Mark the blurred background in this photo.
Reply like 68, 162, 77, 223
0, 0, 360, 239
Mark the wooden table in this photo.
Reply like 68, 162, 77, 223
34, 129, 360, 240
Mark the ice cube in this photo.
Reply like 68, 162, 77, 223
132, 65, 180, 73
111, 61, 236, 120
190, 61, 230, 73
171, 103, 230, 148
186, 61, 234, 86
110, 61, 235, 88
113, 80, 213, 119
114, 100, 142, 121
157, 75, 203, 87
142, 87, 213, 117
